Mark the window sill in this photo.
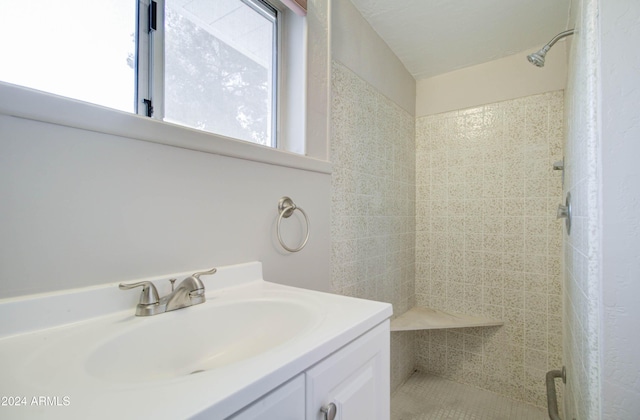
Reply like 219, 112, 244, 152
0, 82, 332, 175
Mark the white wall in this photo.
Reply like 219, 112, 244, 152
600, 0, 640, 418
0, 114, 330, 298
331, 0, 416, 115
0, 0, 331, 299
416, 47, 567, 117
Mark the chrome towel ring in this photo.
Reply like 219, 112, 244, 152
277, 196, 310, 252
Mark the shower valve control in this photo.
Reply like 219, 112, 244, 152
557, 193, 572, 234
557, 204, 569, 219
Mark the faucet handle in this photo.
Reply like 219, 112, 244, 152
185, 268, 216, 300
192, 267, 217, 280
119, 281, 160, 305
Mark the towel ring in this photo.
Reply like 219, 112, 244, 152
277, 197, 309, 252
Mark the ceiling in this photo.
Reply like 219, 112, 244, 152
348, 0, 571, 80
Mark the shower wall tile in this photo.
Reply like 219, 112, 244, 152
330, 61, 416, 393
414, 91, 564, 408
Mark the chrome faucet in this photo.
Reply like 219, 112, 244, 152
119, 268, 217, 316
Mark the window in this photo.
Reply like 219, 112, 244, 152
0, 0, 136, 113
0, 0, 278, 148
163, 0, 277, 146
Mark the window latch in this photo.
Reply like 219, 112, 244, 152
149, 1, 157, 32
143, 99, 153, 117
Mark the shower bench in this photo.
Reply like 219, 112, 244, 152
390, 306, 503, 331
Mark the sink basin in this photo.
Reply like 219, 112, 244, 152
86, 297, 319, 383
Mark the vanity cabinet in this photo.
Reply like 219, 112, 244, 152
227, 321, 390, 420
228, 375, 305, 420
306, 321, 390, 420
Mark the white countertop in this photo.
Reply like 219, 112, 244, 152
0, 262, 392, 419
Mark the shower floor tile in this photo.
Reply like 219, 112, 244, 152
391, 372, 547, 420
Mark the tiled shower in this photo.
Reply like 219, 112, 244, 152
330, 61, 417, 391
331, 61, 564, 409
414, 92, 564, 407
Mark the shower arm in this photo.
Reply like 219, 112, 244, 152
543, 29, 575, 50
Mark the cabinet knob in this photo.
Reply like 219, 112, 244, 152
320, 402, 337, 420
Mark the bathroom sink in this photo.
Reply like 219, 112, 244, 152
86, 297, 319, 383
0, 262, 392, 419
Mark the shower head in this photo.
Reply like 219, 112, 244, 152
527, 29, 575, 67
527, 46, 551, 67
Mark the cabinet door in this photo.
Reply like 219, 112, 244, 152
306, 321, 390, 420
227, 374, 305, 420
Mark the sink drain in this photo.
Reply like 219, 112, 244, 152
190, 369, 205, 375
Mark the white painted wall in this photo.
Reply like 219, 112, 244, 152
332, 0, 416, 115
0, 114, 330, 298
0, 0, 331, 299
600, 0, 640, 418
416, 46, 567, 117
